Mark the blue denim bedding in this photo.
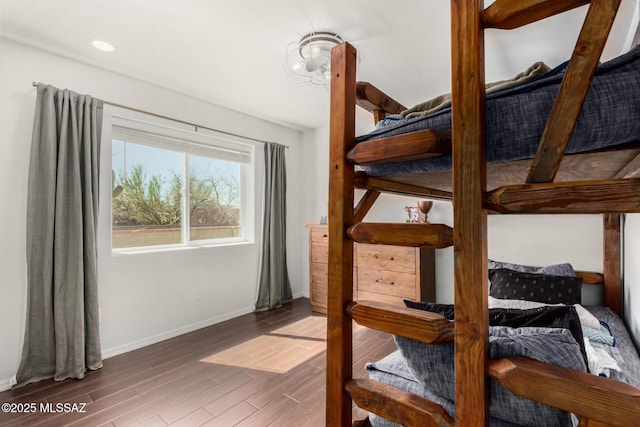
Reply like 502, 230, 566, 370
365, 306, 640, 427
367, 351, 524, 427
357, 45, 640, 177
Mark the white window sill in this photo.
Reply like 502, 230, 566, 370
111, 239, 255, 256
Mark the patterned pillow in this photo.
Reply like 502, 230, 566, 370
488, 259, 576, 277
489, 268, 582, 305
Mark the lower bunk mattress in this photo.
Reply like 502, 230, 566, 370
365, 306, 640, 427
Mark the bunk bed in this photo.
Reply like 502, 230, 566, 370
326, 0, 640, 426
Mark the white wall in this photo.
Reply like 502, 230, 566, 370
625, 214, 640, 348
488, 215, 604, 306
0, 38, 304, 390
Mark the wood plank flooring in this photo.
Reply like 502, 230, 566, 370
0, 298, 396, 426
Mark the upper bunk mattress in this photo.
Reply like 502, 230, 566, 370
357, 45, 640, 177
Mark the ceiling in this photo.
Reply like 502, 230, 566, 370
1, 0, 638, 131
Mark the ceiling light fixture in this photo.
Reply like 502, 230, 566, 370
92, 40, 115, 52
285, 32, 344, 86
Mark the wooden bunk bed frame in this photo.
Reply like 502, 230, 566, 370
326, 0, 640, 426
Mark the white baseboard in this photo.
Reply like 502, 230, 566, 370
0, 297, 310, 392
101, 304, 255, 359
0, 379, 12, 392
101, 295, 308, 359
0, 309, 250, 392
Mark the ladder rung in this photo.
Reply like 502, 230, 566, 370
348, 222, 454, 248
485, 178, 640, 214
347, 378, 455, 427
482, 0, 590, 29
488, 357, 640, 427
348, 301, 454, 344
347, 129, 451, 166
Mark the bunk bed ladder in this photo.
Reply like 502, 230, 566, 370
327, 42, 457, 426
327, 41, 357, 427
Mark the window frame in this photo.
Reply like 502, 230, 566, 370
107, 110, 255, 254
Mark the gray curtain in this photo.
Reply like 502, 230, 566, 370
255, 142, 292, 311
15, 84, 103, 387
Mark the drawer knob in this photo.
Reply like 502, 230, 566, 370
322, 234, 328, 238
376, 279, 395, 285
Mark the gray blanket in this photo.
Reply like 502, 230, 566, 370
402, 61, 551, 119
365, 306, 640, 427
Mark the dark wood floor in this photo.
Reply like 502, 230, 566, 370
0, 298, 396, 426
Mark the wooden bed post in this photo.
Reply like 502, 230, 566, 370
326, 42, 357, 427
603, 213, 623, 316
451, 0, 489, 426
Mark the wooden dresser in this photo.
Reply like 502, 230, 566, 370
307, 223, 435, 314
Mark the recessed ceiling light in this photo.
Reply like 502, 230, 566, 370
92, 40, 115, 52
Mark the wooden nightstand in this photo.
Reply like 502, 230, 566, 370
306, 223, 435, 314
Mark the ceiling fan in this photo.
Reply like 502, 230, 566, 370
284, 31, 344, 86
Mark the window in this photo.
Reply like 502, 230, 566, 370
111, 117, 253, 251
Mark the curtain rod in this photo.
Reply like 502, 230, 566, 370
31, 81, 288, 148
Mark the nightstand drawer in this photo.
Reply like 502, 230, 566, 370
357, 268, 417, 299
356, 244, 416, 273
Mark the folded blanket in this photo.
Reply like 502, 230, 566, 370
406, 300, 588, 366
487, 296, 602, 329
395, 326, 584, 427
473, 298, 624, 377
402, 61, 551, 119
583, 325, 617, 346
584, 337, 621, 377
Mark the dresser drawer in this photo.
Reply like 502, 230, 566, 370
306, 223, 435, 313
312, 262, 358, 289
357, 268, 417, 299
310, 241, 328, 263
311, 281, 328, 310
356, 244, 416, 273
310, 261, 328, 284
309, 262, 357, 312
310, 227, 329, 243
357, 290, 408, 307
